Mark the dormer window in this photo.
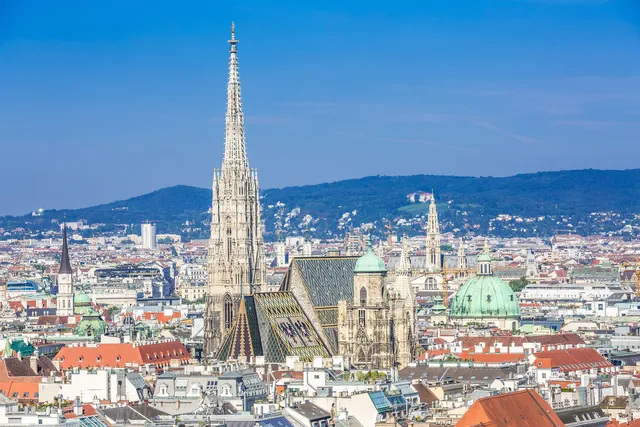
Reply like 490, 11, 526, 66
78, 356, 83, 362
486, 295, 492, 302
116, 356, 121, 362
467, 295, 472, 302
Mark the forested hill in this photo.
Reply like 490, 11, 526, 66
3, 169, 640, 239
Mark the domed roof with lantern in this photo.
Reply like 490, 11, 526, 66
449, 241, 520, 320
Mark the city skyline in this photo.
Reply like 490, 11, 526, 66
2, 0, 640, 215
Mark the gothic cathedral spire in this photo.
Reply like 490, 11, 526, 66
425, 195, 441, 272
204, 23, 266, 358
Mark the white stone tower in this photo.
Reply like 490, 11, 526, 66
57, 225, 75, 316
425, 195, 441, 271
395, 236, 412, 298
204, 23, 266, 357
391, 236, 416, 368
456, 237, 467, 270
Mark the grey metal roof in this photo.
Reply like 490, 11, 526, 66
284, 257, 358, 307
399, 365, 518, 384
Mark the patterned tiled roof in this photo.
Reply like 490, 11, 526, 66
219, 292, 330, 363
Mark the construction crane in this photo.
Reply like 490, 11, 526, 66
636, 257, 640, 299
442, 261, 449, 307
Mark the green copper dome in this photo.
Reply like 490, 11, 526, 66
477, 252, 492, 262
431, 296, 447, 314
449, 275, 520, 319
74, 293, 91, 305
354, 247, 387, 273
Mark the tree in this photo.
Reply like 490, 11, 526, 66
440, 244, 454, 252
509, 276, 529, 292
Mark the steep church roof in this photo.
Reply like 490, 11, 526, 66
59, 226, 73, 275
217, 292, 330, 363
281, 256, 358, 307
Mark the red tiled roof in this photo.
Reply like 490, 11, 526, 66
533, 348, 612, 373
457, 351, 526, 364
0, 382, 39, 402
53, 341, 190, 370
457, 333, 583, 349
456, 389, 564, 427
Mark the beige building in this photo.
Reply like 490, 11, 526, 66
338, 244, 416, 370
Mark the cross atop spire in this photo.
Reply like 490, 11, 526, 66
228, 22, 238, 52
59, 224, 73, 275
223, 21, 248, 169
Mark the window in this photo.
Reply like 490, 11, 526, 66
34, 393, 39, 398
358, 309, 366, 328
12, 393, 18, 398
360, 287, 367, 306
116, 356, 121, 362
23, 392, 29, 397
486, 295, 492, 302
224, 294, 234, 330
78, 357, 83, 362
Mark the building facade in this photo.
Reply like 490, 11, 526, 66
204, 24, 266, 358
337, 247, 416, 369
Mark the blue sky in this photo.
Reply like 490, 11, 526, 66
1, 0, 640, 215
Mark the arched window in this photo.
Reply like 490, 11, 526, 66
360, 287, 367, 306
224, 294, 233, 330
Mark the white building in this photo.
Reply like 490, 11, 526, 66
141, 223, 157, 250
39, 370, 152, 404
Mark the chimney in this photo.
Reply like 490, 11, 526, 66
30, 353, 38, 375
74, 396, 82, 416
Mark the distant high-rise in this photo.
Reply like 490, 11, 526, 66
204, 23, 266, 357
141, 223, 157, 250
57, 225, 75, 316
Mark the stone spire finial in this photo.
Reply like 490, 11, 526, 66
397, 235, 411, 276
223, 21, 247, 169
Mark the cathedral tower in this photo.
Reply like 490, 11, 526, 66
57, 225, 75, 316
390, 237, 416, 368
425, 195, 441, 271
204, 23, 266, 357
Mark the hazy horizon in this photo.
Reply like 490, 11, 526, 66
2, 0, 640, 215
